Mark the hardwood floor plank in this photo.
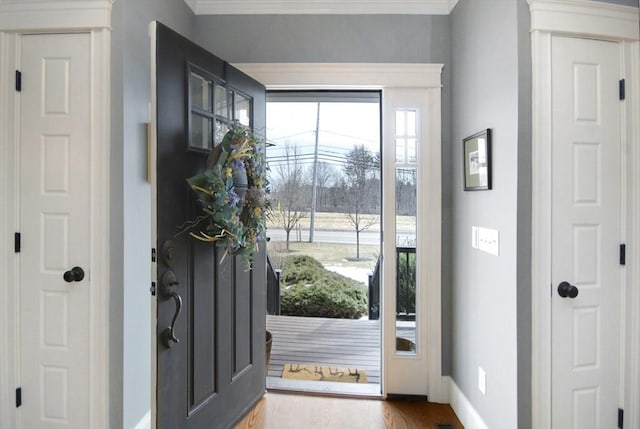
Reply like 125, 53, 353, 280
234, 393, 464, 429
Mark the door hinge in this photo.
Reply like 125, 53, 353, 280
618, 408, 624, 429
150, 281, 157, 296
620, 244, 626, 266
15, 387, 21, 408
14, 232, 21, 253
619, 79, 625, 100
15, 70, 21, 92
151, 248, 157, 263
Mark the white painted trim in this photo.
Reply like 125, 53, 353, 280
623, 39, 640, 429
528, 0, 639, 41
234, 63, 443, 401
88, 27, 111, 429
0, 30, 17, 429
529, 1, 640, 428
133, 411, 151, 429
149, 21, 159, 429
188, 0, 459, 15
530, 28, 553, 429
0, 28, 110, 429
0, 0, 112, 31
232, 63, 443, 90
447, 377, 489, 429
425, 86, 443, 403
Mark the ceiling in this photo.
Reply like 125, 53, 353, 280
183, 0, 460, 15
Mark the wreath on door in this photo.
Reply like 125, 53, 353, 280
184, 123, 270, 266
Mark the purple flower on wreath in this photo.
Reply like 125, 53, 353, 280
227, 189, 240, 207
232, 159, 244, 170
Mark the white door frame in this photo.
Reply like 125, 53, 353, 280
0, 3, 111, 428
528, 0, 640, 427
233, 62, 444, 402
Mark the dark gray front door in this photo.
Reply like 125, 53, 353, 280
155, 22, 267, 429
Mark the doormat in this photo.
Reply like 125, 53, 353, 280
282, 363, 368, 384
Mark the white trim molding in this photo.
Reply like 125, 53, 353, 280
186, 0, 459, 15
233, 63, 443, 90
234, 62, 444, 402
0, 0, 112, 31
623, 37, 640, 429
528, 0, 639, 41
529, 1, 640, 428
447, 377, 489, 429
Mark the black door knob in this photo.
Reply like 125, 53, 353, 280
63, 266, 85, 283
557, 281, 578, 298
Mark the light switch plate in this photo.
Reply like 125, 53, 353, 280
471, 226, 479, 249
478, 227, 499, 256
478, 366, 486, 395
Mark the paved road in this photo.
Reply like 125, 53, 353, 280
266, 228, 416, 246
266, 228, 378, 245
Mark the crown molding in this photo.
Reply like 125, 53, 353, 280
0, 0, 112, 30
528, 0, 639, 41
187, 0, 460, 15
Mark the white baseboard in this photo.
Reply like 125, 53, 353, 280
133, 411, 151, 429
440, 375, 451, 403
447, 377, 489, 429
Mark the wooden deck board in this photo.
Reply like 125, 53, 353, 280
267, 315, 382, 384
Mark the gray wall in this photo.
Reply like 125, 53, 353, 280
449, 1, 526, 427
110, 1, 194, 428
194, 14, 454, 374
194, 15, 448, 63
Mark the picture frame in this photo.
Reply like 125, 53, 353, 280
463, 129, 492, 191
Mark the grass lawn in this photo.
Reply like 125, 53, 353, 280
267, 240, 379, 271
266, 211, 416, 232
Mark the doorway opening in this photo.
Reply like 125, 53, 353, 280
264, 91, 382, 395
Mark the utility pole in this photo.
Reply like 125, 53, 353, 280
309, 102, 320, 243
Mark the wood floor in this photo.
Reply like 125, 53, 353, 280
234, 392, 464, 429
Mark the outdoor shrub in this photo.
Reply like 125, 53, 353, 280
396, 250, 416, 315
280, 255, 367, 319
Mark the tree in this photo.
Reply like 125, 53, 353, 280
315, 161, 334, 210
272, 142, 308, 251
342, 145, 380, 259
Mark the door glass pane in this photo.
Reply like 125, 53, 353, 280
191, 72, 212, 112
191, 113, 213, 150
234, 92, 251, 126
215, 83, 228, 118
395, 109, 417, 355
215, 120, 229, 145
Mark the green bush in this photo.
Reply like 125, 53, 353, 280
396, 251, 416, 315
280, 255, 367, 319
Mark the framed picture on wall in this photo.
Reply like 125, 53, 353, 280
463, 129, 492, 191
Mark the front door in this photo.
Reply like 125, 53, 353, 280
154, 23, 267, 428
551, 35, 623, 428
18, 33, 92, 429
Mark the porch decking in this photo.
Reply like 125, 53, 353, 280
266, 315, 381, 385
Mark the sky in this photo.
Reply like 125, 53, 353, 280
265, 101, 381, 175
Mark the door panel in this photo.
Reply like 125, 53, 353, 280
155, 23, 267, 429
19, 33, 91, 429
551, 36, 621, 429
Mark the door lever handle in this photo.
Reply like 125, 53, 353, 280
163, 291, 182, 348
161, 270, 182, 348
